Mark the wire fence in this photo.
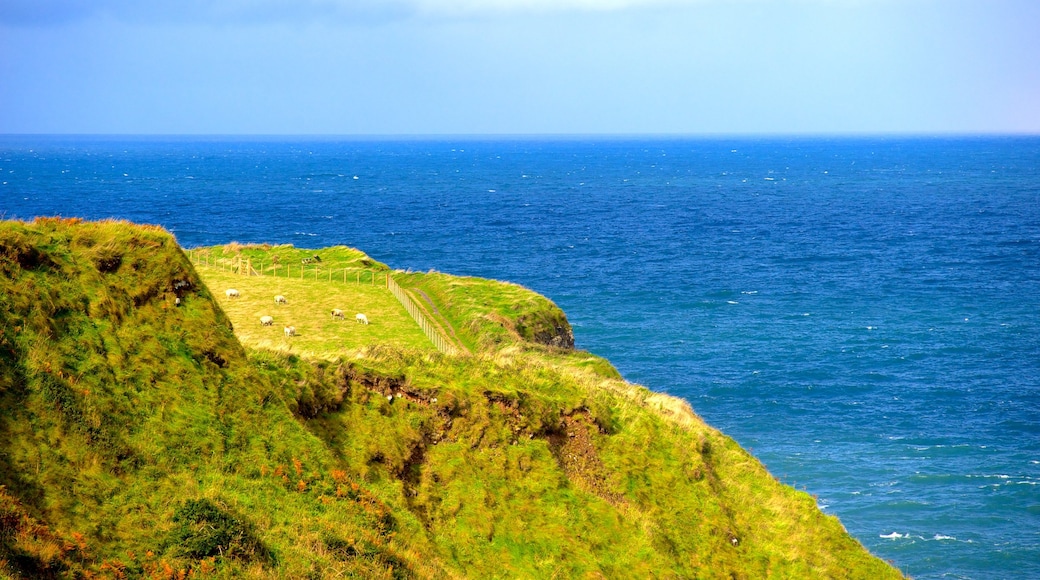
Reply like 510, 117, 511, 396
187, 249, 463, 356
187, 251, 388, 285
387, 275, 462, 356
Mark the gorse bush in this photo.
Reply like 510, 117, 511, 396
0, 219, 904, 579
168, 499, 272, 564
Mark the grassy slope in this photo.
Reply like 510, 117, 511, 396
0, 220, 903, 579
392, 270, 575, 353
197, 265, 432, 356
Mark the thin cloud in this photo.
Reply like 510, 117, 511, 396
411, 0, 688, 15
0, 0, 402, 26
0, 0, 881, 25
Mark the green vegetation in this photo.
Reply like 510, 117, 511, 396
167, 499, 273, 564
192, 242, 387, 275
196, 264, 432, 356
0, 218, 903, 578
392, 270, 574, 353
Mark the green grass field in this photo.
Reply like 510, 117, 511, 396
197, 265, 435, 356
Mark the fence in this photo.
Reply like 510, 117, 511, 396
187, 249, 462, 356
387, 275, 462, 356
187, 251, 387, 286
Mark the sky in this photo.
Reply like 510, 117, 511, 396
1, 0, 1038, 135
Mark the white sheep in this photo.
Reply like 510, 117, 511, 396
355, 313, 369, 325
284, 325, 295, 337
331, 308, 344, 319
275, 295, 287, 304
260, 315, 274, 326
225, 289, 240, 298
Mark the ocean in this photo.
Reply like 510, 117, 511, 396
2, 135, 1038, 579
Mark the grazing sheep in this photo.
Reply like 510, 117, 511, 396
275, 295, 287, 304
355, 313, 369, 325
225, 289, 240, 298
260, 315, 274, 326
284, 325, 295, 337
331, 308, 344, 319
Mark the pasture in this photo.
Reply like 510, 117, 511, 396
197, 265, 434, 356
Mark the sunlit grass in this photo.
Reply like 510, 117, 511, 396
0, 221, 905, 579
197, 265, 434, 356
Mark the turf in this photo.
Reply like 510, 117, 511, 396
196, 264, 435, 356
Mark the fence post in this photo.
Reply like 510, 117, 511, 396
387, 274, 460, 356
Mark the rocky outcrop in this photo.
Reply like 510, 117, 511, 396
517, 311, 575, 349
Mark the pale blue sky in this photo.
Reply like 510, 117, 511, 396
1, 0, 1037, 134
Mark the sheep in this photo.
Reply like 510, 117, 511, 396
260, 315, 274, 326
355, 313, 369, 325
225, 288, 240, 298
275, 295, 287, 304
331, 308, 344, 319
284, 325, 296, 337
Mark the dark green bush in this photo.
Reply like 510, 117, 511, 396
167, 499, 273, 564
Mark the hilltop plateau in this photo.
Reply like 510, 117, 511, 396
0, 218, 902, 578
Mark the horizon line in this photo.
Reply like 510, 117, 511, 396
2, 131, 1039, 141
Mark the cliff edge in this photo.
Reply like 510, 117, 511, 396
0, 218, 902, 579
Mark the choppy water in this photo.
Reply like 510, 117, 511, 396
3, 135, 1039, 579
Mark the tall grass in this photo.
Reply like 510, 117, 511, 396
0, 219, 903, 579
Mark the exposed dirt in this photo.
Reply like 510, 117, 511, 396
337, 367, 624, 522
547, 412, 624, 506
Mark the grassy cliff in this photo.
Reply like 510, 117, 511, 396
0, 218, 903, 579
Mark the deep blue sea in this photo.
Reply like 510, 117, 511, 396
2, 136, 1039, 579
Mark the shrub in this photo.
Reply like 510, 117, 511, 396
167, 499, 273, 564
